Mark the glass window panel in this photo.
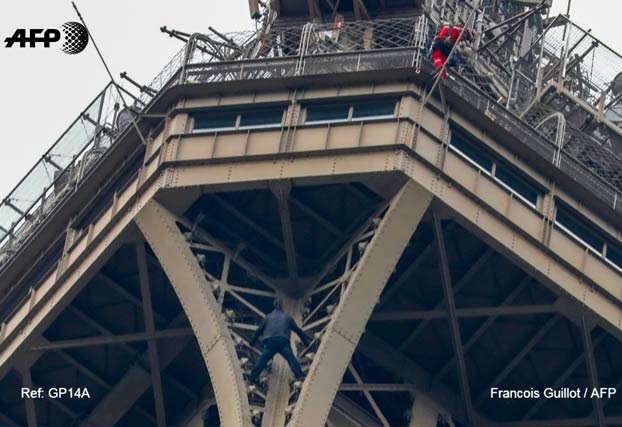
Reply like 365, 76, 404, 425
193, 111, 238, 131
352, 100, 396, 119
606, 244, 622, 267
239, 108, 284, 127
555, 204, 604, 253
449, 130, 493, 173
495, 165, 539, 206
306, 104, 349, 123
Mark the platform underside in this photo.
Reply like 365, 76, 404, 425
1, 173, 620, 427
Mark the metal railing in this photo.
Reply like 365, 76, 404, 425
3, 9, 622, 275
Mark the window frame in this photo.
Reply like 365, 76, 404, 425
303, 98, 399, 125
191, 106, 287, 133
449, 127, 542, 209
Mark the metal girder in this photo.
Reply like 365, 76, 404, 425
432, 212, 474, 426
398, 249, 494, 352
408, 394, 439, 427
270, 181, 299, 281
31, 328, 193, 351
289, 195, 343, 238
339, 384, 417, 392
481, 417, 622, 427
65, 304, 197, 403
136, 239, 167, 427
522, 330, 607, 419
370, 304, 557, 321
210, 194, 286, 251
377, 233, 437, 308
358, 333, 488, 426
96, 272, 169, 325
135, 199, 251, 427
0, 411, 18, 427
331, 394, 383, 427
433, 276, 532, 383
474, 315, 560, 406
79, 311, 192, 427
21, 368, 37, 427
581, 317, 605, 427
289, 180, 433, 427
347, 364, 390, 427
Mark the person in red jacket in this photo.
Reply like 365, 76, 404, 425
431, 23, 473, 79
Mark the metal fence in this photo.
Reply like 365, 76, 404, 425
2, 10, 622, 273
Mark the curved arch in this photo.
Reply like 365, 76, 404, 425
135, 200, 251, 427
289, 180, 432, 427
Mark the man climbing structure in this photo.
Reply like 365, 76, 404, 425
431, 22, 474, 79
248, 300, 310, 384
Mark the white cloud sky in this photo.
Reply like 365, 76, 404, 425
0, 0, 620, 203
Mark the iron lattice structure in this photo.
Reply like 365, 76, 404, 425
1, 1, 622, 427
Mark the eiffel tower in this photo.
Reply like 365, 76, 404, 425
1, 1, 622, 426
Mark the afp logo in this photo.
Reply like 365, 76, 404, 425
4, 21, 89, 54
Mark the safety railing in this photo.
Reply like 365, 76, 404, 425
3, 11, 622, 276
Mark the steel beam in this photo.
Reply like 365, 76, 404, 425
581, 317, 605, 427
432, 212, 474, 426
136, 239, 167, 427
79, 312, 192, 427
398, 249, 494, 352
289, 180, 433, 427
0, 411, 18, 427
358, 333, 488, 426
370, 304, 556, 321
377, 237, 436, 308
474, 315, 560, 406
31, 328, 193, 351
522, 330, 607, 419
135, 199, 251, 427
289, 195, 343, 238
271, 181, 299, 281
96, 272, 168, 325
408, 394, 439, 427
21, 368, 38, 427
433, 276, 531, 383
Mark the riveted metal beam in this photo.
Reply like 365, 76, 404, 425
408, 394, 439, 427
136, 239, 167, 427
135, 200, 251, 427
289, 180, 433, 427
581, 317, 605, 427
432, 212, 474, 426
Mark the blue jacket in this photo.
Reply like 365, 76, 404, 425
250, 309, 310, 345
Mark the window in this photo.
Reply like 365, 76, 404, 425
194, 111, 237, 132
352, 100, 396, 119
606, 244, 622, 267
306, 104, 350, 123
449, 127, 541, 208
494, 165, 539, 207
239, 108, 284, 128
555, 203, 604, 254
305, 99, 398, 124
450, 130, 493, 172
193, 107, 285, 133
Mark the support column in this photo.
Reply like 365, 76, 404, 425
408, 394, 439, 427
135, 200, 251, 427
289, 180, 433, 427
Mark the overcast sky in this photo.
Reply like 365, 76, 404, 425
0, 0, 620, 202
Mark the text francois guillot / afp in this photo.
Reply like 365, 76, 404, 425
490, 387, 617, 400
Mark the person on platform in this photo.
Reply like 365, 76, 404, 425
431, 22, 474, 79
248, 300, 310, 384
